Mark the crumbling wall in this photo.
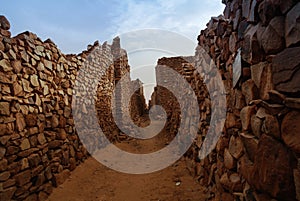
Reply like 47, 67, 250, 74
150, 56, 210, 147
0, 16, 144, 201
130, 79, 147, 124
192, 1, 300, 200
150, 57, 184, 138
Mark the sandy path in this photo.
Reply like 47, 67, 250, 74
47, 121, 206, 201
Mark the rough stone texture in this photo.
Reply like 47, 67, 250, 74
258, 0, 282, 26
242, 24, 265, 64
130, 79, 147, 124
0, 16, 10, 30
262, 114, 280, 139
220, 172, 243, 192
285, 2, 300, 47
272, 47, 300, 94
15, 113, 26, 132
240, 106, 256, 131
261, 16, 285, 54
0, 17, 146, 201
149, 56, 201, 140
251, 135, 296, 200
251, 114, 262, 138
285, 97, 300, 109
240, 132, 258, 162
20, 139, 30, 150
294, 166, 300, 201
188, 1, 300, 200
0, 186, 16, 201
52, 169, 70, 187
224, 148, 236, 170
1, 1, 300, 200
259, 62, 273, 100
248, 0, 258, 23
14, 170, 31, 186
281, 111, 300, 154
228, 135, 244, 160
268, 89, 286, 104
0, 102, 10, 116
242, 79, 258, 104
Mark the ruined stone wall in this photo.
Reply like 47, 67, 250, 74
0, 16, 139, 201
192, 1, 300, 200
149, 1, 300, 200
109, 36, 150, 139
130, 79, 147, 123
150, 56, 210, 145
150, 57, 183, 137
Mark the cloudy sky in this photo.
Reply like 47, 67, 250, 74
2, 0, 224, 100
2, 0, 224, 53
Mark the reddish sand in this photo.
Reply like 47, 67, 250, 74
47, 121, 206, 201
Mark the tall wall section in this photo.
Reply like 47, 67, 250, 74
192, 0, 300, 200
130, 79, 147, 124
149, 56, 210, 143
149, 1, 300, 200
0, 16, 146, 201
150, 57, 184, 138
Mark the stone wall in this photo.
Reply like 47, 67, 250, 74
0, 16, 145, 200
149, 57, 209, 142
150, 57, 184, 138
149, 1, 300, 200
192, 1, 300, 200
130, 79, 147, 124
1, 0, 299, 199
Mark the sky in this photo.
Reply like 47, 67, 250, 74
1, 0, 225, 101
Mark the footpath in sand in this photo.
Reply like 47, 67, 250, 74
47, 120, 206, 201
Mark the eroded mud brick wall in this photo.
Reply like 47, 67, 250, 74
0, 16, 144, 201
192, 0, 300, 200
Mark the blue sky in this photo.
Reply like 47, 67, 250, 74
2, 0, 224, 101
2, 0, 224, 54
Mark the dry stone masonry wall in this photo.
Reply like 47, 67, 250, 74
149, 0, 300, 200
150, 57, 210, 144
0, 16, 145, 201
0, 0, 299, 200
130, 79, 147, 124
191, 0, 300, 200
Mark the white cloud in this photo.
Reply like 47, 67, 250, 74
113, 0, 224, 41
110, 0, 224, 101
7, 0, 224, 100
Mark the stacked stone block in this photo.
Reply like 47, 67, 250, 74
192, 1, 300, 200
0, 16, 145, 200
